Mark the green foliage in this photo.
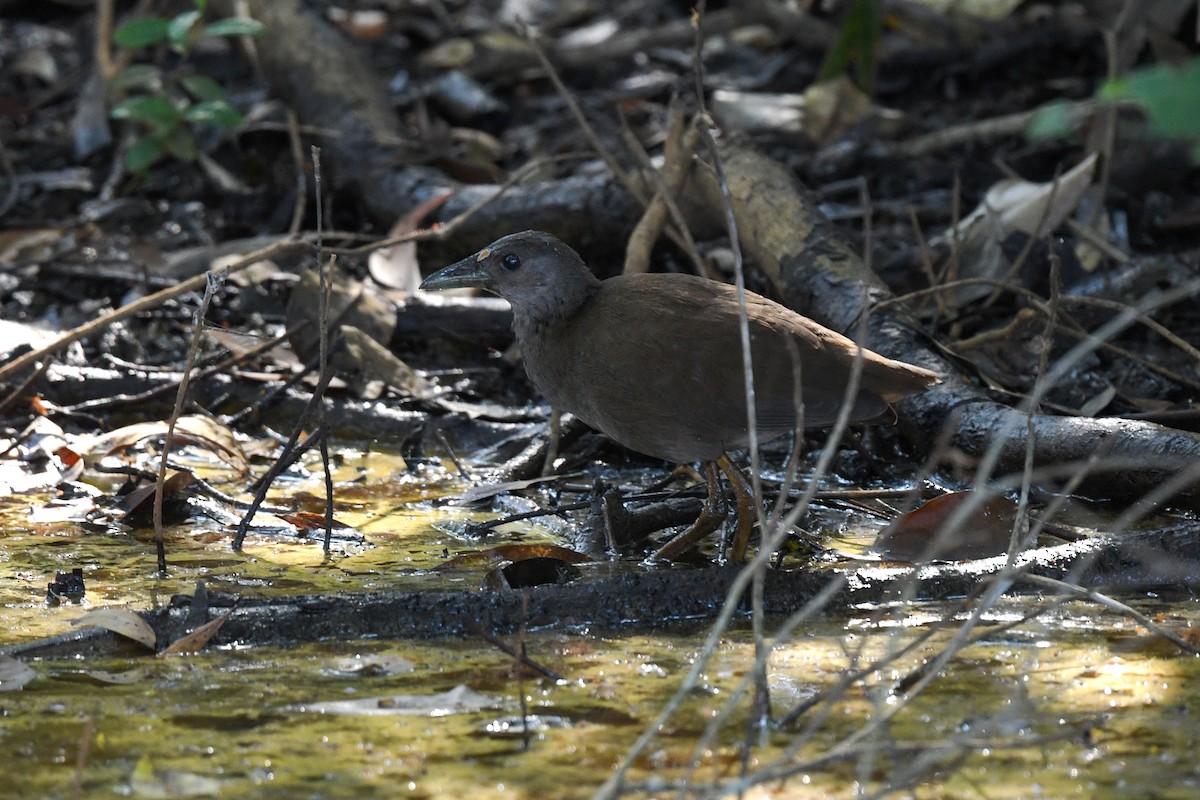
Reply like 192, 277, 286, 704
111, 95, 179, 128
113, 17, 170, 48
1024, 100, 1073, 141
180, 74, 227, 102
819, 0, 883, 93
1028, 57, 1200, 161
112, 64, 165, 93
110, 1, 264, 175
165, 10, 203, 50
201, 18, 267, 38
1099, 57, 1200, 160
124, 136, 164, 173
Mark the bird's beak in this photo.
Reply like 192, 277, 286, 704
419, 253, 490, 292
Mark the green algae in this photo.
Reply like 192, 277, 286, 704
3, 446, 1200, 798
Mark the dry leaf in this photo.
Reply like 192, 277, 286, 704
285, 264, 396, 362
710, 77, 875, 145
456, 474, 569, 504
339, 325, 434, 398
120, 470, 198, 527
872, 491, 1018, 562
368, 191, 451, 292
81, 667, 151, 685
957, 153, 1098, 240
327, 7, 389, 40
279, 510, 355, 533
72, 608, 157, 650
75, 415, 250, 470
935, 153, 1098, 304
159, 610, 232, 657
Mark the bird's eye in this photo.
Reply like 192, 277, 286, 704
501, 253, 521, 271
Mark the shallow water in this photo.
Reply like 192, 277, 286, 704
3, 444, 1199, 799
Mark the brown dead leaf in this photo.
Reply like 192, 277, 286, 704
710, 76, 874, 146
159, 610, 232, 657
339, 325, 434, 398
485, 556, 583, 589
936, 153, 1098, 304
368, 191, 452, 292
872, 491, 1018, 562
72, 608, 157, 650
327, 7, 389, 40
279, 510, 355, 533
286, 263, 396, 362
75, 415, 250, 471
0, 227, 65, 263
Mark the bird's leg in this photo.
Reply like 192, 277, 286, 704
644, 463, 703, 492
718, 454, 757, 562
540, 408, 561, 476
648, 460, 726, 561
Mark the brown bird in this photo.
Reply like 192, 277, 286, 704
420, 231, 940, 561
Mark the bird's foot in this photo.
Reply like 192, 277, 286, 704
646, 505, 726, 562
646, 460, 726, 562
718, 455, 757, 562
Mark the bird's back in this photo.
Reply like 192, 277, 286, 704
522, 272, 938, 463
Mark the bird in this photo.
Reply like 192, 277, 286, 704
420, 230, 940, 561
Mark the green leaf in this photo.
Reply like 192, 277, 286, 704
167, 9, 202, 51
162, 127, 197, 161
113, 17, 170, 48
1026, 100, 1073, 141
201, 18, 266, 38
180, 74, 228, 103
818, 0, 882, 91
112, 64, 164, 93
184, 100, 243, 128
125, 136, 164, 173
1100, 58, 1200, 140
1097, 75, 1130, 102
111, 95, 181, 135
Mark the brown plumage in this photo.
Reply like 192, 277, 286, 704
421, 230, 940, 559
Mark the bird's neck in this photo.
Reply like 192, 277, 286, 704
510, 276, 601, 342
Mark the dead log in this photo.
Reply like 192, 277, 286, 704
5, 522, 1197, 657
32, 365, 425, 441
688, 144, 1200, 507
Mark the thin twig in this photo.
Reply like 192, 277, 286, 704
312, 145, 336, 553
0, 356, 50, 416
231, 411, 330, 550
329, 155, 590, 259
154, 270, 226, 574
1016, 573, 1200, 655
285, 109, 307, 235
65, 327, 303, 415
620, 98, 707, 276
520, 25, 646, 207
0, 239, 306, 386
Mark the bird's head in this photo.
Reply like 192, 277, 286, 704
420, 231, 601, 332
